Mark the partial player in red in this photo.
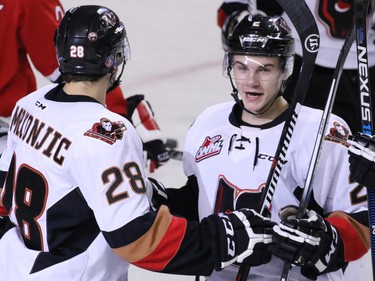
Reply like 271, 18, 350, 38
0, 0, 169, 172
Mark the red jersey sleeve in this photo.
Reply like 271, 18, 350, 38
21, 0, 64, 78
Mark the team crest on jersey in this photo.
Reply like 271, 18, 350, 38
84, 118, 126, 145
325, 121, 350, 147
195, 135, 223, 162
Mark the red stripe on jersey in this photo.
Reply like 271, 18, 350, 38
327, 215, 370, 261
133, 215, 187, 271
0, 205, 7, 216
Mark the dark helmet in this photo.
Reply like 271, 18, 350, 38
54, 5, 130, 76
225, 14, 295, 78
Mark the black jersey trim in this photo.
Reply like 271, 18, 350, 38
228, 103, 289, 129
30, 188, 100, 273
102, 211, 156, 248
44, 84, 102, 104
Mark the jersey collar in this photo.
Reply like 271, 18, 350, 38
229, 103, 290, 129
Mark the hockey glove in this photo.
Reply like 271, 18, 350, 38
145, 177, 168, 211
0, 215, 11, 239
204, 209, 275, 270
126, 95, 170, 173
0, 200, 11, 239
218, 2, 268, 51
348, 132, 375, 189
269, 206, 345, 280
217, 1, 248, 28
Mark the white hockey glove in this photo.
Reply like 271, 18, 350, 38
269, 206, 345, 280
145, 177, 168, 211
204, 209, 275, 270
348, 132, 375, 189
126, 95, 170, 173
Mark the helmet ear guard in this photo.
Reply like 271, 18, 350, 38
54, 5, 130, 77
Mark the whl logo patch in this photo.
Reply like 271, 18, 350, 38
195, 135, 223, 162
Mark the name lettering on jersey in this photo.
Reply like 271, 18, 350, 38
10, 106, 72, 166
324, 121, 350, 147
195, 135, 223, 162
84, 118, 126, 145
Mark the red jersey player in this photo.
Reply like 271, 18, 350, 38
0, 0, 169, 172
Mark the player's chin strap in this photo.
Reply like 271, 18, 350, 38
107, 62, 126, 94
227, 67, 283, 116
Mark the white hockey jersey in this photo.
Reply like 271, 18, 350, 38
183, 101, 368, 281
0, 83, 148, 280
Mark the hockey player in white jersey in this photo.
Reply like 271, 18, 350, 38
217, 0, 375, 135
148, 14, 370, 280
0, 6, 277, 280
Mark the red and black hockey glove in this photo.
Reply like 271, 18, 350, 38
269, 206, 345, 280
204, 209, 275, 270
348, 132, 375, 189
217, 1, 248, 29
218, 2, 249, 51
126, 95, 170, 173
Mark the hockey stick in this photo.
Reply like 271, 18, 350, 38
353, 0, 375, 279
167, 148, 183, 161
236, 1, 319, 281
164, 138, 183, 161
279, 25, 356, 281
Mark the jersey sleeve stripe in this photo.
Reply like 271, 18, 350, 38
112, 205, 185, 266
327, 211, 370, 261
132, 212, 187, 270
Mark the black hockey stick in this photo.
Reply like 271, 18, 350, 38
167, 148, 183, 161
164, 138, 183, 161
236, 1, 319, 281
353, 0, 375, 279
279, 25, 356, 281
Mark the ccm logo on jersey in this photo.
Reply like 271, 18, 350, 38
195, 135, 223, 162
84, 118, 126, 145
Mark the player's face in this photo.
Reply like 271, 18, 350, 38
231, 55, 285, 114
336, 124, 345, 135
102, 121, 112, 131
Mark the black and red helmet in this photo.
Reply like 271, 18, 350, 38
225, 14, 295, 78
54, 5, 130, 76
227, 14, 294, 57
